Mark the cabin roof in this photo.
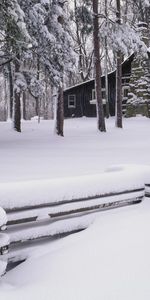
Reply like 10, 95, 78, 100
64, 78, 95, 92
64, 54, 134, 93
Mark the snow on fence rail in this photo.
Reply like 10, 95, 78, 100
0, 168, 147, 276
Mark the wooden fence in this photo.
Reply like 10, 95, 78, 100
0, 182, 145, 276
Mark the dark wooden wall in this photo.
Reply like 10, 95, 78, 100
64, 80, 96, 118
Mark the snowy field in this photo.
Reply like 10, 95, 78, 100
0, 116, 150, 182
0, 116, 150, 299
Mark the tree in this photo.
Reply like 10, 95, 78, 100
93, 0, 106, 132
104, 0, 110, 118
55, 84, 64, 136
0, 0, 30, 131
49, 0, 75, 136
99, 0, 148, 125
115, 0, 122, 128
12, 0, 75, 135
72, 0, 93, 83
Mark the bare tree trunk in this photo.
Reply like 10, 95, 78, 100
44, 70, 49, 120
35, 57, 41, 123
22, 91, 27, 120
8, 62, 13, 119
55, 84, 64, 137
93, 0, 106, 132
105, 0, 109, 118
14, 92, 21, 132
4, 77, 8, 121
14, 54, 21, 132
115, 0, 122, 128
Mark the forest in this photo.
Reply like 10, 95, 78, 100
0, 0, 150, 135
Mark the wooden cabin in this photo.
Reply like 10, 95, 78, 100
64, 55, 134, 118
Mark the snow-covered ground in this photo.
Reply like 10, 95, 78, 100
0, 116, 150, 299
1, 200, 150, 300
0, 116, 149, 183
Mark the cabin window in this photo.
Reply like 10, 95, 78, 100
68, 95, 76, 108
91, 89, 106, 104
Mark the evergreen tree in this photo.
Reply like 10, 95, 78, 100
71, 0, 93, 82
0, 0, 30, 131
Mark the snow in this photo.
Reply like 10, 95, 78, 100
0, 116, 150, 183
0, 170, 144, 211
7, 189, 143, 223
0, 234, 9, 276
105, 164, 150, 183
8, 212, 96, 244
1, 200, 150, 299
0, 208, 7, 228
0, 234, 9, 248
0, 116, 150, 298
0, 259, 7, 277
6, 190, 143, 245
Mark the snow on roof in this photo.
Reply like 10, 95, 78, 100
64, 78, 95, 92
64, 55, 134, 92
64, 70, 116, 92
